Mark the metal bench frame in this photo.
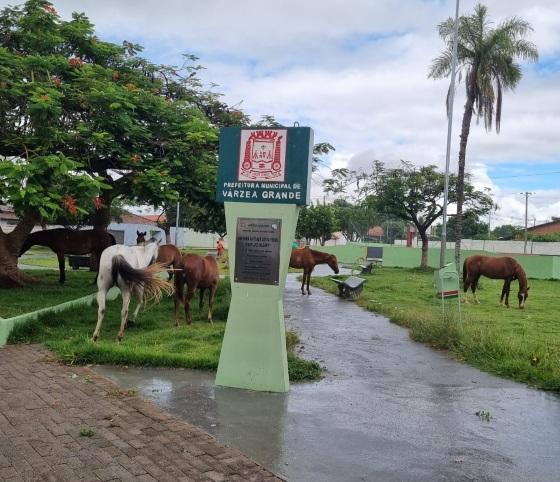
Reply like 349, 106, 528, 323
67, 255, 91, 270
331, 276, 367, 299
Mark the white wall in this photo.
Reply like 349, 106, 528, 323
394, 238, 560, 255
108, 222, 165, 246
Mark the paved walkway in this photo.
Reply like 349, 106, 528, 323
0, 344, 283, 482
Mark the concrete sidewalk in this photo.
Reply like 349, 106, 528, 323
0, 344, 283, 482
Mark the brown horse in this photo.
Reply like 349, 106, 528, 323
463, 255, 530, 309
136, 231, 182, 280
19, 228, 115, 284
289, 247, 339, 295
174, 254, 219, 325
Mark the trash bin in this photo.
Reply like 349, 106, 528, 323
434, 262, 460, 298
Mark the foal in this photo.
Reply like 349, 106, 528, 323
174, 254, 219, 326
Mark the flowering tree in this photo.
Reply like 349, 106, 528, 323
0, 0, 220, 287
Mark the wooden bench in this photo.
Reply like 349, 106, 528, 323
331, 276, 366, 299
67, 255, 90, 270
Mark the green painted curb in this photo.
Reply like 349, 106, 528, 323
0, 287, 119, 346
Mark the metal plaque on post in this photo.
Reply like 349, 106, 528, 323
234, 218, 281, 285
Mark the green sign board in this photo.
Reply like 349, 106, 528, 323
216, 127, 313, 205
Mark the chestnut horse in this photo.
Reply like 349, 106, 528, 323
463, 255, 530, 309
174, 254, 219, 325
289, 247, 339, 295
19, 228, 115, 284
136, 231, 182, 280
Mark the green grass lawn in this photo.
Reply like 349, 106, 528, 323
19, 256, 60, 268
311, 267, 560, 391
0, 271, 96, 318
6, 271, 320, 381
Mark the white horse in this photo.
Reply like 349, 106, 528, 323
92, 238, 173, 342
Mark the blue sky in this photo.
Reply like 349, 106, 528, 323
12, 0, 559, 227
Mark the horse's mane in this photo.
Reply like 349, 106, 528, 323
514, 262, 528, 289
308, 248, 334, 260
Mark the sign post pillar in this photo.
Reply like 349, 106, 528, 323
215, 127, 313, 392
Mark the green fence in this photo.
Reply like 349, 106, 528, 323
314, 243, 560, 280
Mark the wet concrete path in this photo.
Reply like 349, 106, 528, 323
95, 269, 560, 481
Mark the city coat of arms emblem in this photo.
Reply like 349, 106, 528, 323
238, 129, 287, 181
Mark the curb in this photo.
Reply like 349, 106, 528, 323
0, 287, 119, 345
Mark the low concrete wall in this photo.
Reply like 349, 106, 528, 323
314, 243, 560, 280
0, 287, 119, 346
394, 239, 560, 256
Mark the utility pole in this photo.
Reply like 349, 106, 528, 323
521, 192, 533, 254
439, 0, 460, 268
174, 199, 180, 246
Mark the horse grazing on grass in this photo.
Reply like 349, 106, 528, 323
174, 254, 219, 326
20, 228, 115, 284
463, 255, 530, 309
92, 238, 173, 342
289, 247, 339, 295
136, 231, 182, 280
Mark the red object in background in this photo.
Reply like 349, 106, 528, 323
406, 224, 415, 247
68, 57, 84, 68
63, 195, 78, 216
43, 5, 58, 15
94, 197, 103, 211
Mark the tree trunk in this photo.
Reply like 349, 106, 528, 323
165, 226, 171, 244
454, 67, 478, 270
419, 229, 429, 268
0, 213, 39, 288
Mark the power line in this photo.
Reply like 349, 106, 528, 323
491, 170, 560, 179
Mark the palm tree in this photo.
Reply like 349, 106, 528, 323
429, 3, 538, 267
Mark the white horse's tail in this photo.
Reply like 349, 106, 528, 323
111, 255, 173, 303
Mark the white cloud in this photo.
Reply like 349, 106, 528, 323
15, 0, 559, 224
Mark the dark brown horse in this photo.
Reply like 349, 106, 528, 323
136, 231, 182, 280
289, 247, 339, 295
463, 255, 530, 309
19, 228, 115, 284
174, 254, 219, 325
